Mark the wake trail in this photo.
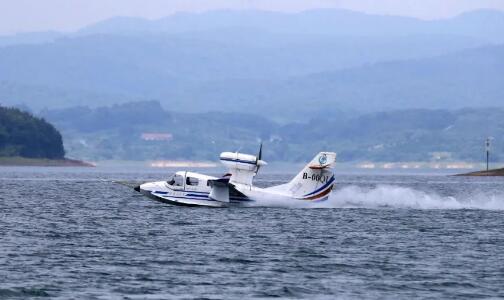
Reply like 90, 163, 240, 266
237, 184, 503, 210
310, 185, 504, 210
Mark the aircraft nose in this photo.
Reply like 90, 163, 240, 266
134, 185, 140, 192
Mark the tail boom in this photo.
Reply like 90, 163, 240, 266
264, 152, 337, 202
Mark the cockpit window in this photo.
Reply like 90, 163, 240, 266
186, 177, 199, 186
174, 175, 184, 186
167, 174, 183, 187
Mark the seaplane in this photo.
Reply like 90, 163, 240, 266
134, 146, 336, 207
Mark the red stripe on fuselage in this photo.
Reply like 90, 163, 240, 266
303, 184, 334, 200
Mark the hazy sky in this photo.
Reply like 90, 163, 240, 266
1, 0, 504, 35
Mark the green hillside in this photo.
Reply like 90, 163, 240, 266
39, 101, 504, 163
0, 106, 65, 159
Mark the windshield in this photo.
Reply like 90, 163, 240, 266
166, 175, 175, 186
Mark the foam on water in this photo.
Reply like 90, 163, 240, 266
313, 185, 504, 210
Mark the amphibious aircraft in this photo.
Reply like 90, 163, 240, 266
134, 146, 336, 207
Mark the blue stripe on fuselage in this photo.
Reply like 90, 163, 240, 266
220, 158, 257, 165
303, 175, 335, 197
152, 191, 251, 202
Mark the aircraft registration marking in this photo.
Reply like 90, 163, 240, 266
302, 173, 330, 183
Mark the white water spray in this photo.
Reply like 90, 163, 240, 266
249, 185, 504, 210
310, 185, 504, 210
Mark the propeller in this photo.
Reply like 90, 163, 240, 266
255, 142, 263, 174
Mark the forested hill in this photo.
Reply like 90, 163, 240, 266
0, 106, 65, 159
39, 101, 504, 162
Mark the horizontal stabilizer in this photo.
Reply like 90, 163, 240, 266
308, 152, 336, 169
309, 164, 330, 169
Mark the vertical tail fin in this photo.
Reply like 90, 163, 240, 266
286, 152, 336, 201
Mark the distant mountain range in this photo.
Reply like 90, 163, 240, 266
78, 9, 504, 41
213, 43, 504, 115
1, 9, 503, 120
3, 9, 504, 45
1, 42, 501, 119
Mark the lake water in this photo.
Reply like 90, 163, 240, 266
1, 167, 503, 299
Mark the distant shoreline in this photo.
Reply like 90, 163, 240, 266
454, 168, 504, 176
0, 157, 95, 167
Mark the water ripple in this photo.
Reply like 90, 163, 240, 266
1, 169, 504, 299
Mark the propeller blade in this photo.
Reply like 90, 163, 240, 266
258, 142, 263, 161
255, 142, 263, 174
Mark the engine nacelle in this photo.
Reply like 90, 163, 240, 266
219, 152, 259, 171
219, 152, 267, 186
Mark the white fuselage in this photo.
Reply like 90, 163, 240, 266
138, 179, 287, 208
135, 151, 337, 207
137, 171, 334, 207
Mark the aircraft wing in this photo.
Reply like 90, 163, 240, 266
207, 179, 249, 203
208, 178, 232, 203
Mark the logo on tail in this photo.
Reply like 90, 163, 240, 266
318, 153, 327, 165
